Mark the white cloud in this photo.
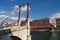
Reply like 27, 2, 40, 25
0, 15, 8, 18
0, 15, 17, 20
0, 11, 6, 13
10, 4, 30, 16
14, 5, 19, 8
49, 13, 60, 19
0, 15, 32, 23
49, 13, 60, 24
13, 5, 30, 13
21, 5, 30, 12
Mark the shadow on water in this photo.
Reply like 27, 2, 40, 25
31, 31, 60, 40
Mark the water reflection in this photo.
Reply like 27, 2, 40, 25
31, 31, 60, 40
2, 36, 12, 40
0, 31, 60, 40
50, 32, 58, 40
0, 34, 12, 40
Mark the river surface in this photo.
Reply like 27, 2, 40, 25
1, 31, 60, 40
31, 31, 60, 40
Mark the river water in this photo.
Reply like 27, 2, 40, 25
1, 31, 60, 40
31, 31, 60, 40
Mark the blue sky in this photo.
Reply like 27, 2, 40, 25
0, 0, 60, 20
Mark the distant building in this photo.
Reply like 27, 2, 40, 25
56, 18, 60, 27
30, 18, 53, 29
30, 18, 52, 24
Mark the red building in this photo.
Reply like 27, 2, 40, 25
30, 18, 52, 29
30, 24, 52, 29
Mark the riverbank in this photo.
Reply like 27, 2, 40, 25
30, 28, 60, 32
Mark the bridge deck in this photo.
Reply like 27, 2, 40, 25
0, 26, 27, 35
